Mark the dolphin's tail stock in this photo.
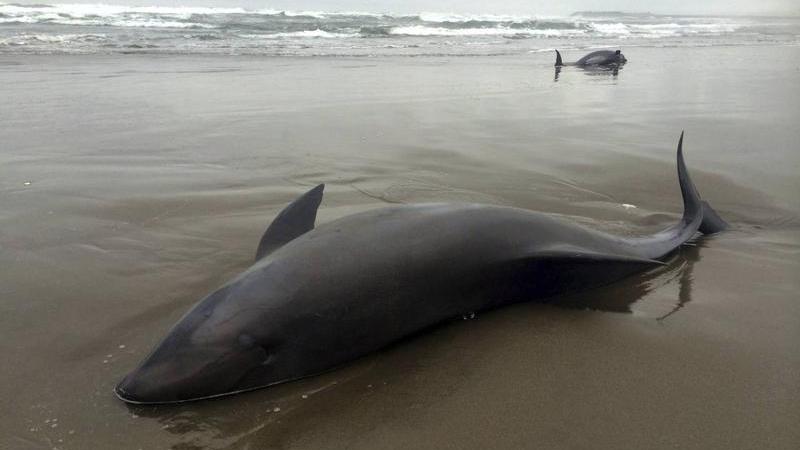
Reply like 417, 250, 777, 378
628, 132, 727, 260
555, 49, 563, 66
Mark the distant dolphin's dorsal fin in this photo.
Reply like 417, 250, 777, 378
555, 49, 563, 67
255, 184, 324, 261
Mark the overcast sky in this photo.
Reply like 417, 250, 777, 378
12, 1, 800, 16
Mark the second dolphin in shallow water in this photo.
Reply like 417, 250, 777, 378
555, 49, 627, 67
116, 133, 727, 404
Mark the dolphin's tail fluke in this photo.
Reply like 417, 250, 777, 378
699, 201, 728, 234
555, 49, 563, 67
629, 132, 727, 260
675, 131, 702, 229
675, 131, 728, 235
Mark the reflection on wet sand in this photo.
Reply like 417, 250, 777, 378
657, 240, 703, 321
551, 238, 704, 316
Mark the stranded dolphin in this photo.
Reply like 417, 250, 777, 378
115, 133, 727, 404
555, 49, 627, 67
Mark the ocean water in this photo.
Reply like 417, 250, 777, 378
1, 3, 799, 55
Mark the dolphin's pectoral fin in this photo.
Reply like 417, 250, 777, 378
506, 246, 665, 299
255, 184, 325, 261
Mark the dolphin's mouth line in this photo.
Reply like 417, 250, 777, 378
114, 354, 356, 405
114, 382, 273, 405
114, 372, 306, 405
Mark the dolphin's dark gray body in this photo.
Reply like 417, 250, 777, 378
555, 49, 627, 67
115, 133, 726, 404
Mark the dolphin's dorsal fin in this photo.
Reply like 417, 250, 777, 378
255, 184, 324, 261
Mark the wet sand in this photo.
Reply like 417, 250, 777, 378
1, 46, 799, 449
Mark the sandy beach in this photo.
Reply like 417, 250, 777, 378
1, 45, 799, 449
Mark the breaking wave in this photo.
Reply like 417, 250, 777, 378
0, 3, 795, 55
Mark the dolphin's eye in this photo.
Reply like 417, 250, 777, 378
238, 333, 256, 348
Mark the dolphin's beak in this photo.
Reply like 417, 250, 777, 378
114, 339, 273, 404
114, 375, 142, 403
114, 370, 159, 404
114, 360, 186, 404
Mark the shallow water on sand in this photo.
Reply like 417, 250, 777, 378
1, 46, 799, 449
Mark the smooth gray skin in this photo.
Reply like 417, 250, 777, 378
115, 133, 726, 404
555, 49, 627, 67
